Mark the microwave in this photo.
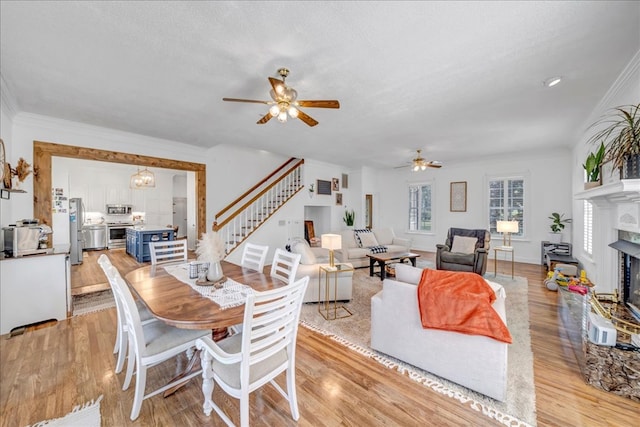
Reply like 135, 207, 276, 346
2, 226, 49, 257
106, 204, 132, 215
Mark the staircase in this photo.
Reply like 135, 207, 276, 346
213, 158, 304, 254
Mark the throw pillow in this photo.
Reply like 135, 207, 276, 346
289, 238, 316, 265
353, 229, 372, 247
450, 235, 478, 254
358, 231, 379, 248
373, 228, 394, 245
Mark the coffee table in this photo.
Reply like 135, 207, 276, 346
367, 252, 420, 280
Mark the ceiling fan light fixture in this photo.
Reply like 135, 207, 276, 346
543, 76, 562, 87
269, 104, 280, 116
277, 111, 288, 123
288, 106, 299, 118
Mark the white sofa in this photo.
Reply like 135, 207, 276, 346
335, 228, 411, 268
371, 264, 508, 401
287, 238, 354, 303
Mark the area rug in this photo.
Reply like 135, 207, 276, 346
299, 265, 536, 427
26, 395, 102, 427
72, 290, 115, 316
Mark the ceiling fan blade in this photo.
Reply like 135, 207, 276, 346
256, 112, 273, 125
268, 77, 284, 94
296, 109, 319, 127
393, 164, 410, 169
223, 98, 270, 104
427, 161, 443, 168
297, 100, 340, 109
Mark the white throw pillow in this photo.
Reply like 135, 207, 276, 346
290, 239, 316, 265
395, 264, 423, 285
358, 232, 379, 248
450, 235, 478, 254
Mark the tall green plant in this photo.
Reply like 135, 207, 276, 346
583, 142, 605, 182
548, 212, 572, 233
586, 103, 640, 172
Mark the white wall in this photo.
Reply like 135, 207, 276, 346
570, 50, 640, 290
375, 150, 573, 264
0, 92, 15, 232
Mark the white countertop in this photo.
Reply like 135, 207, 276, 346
131, 225, 173, 232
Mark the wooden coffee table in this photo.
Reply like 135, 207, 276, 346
367, 252, 420, 280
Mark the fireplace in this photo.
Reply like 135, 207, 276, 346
610, 232, 640, 322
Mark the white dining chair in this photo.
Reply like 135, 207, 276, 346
97, 254, 157, 374
270, 248, 301, 284
148, 239, 188, 265
111, 272, 211, 421
240, 243, 269, 272
196, 275, 309, 427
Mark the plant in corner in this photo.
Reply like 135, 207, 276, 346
585, 103, 640, 179
582, 142, 605, 189
343, 208, 355, 227
548, 212, 572, 244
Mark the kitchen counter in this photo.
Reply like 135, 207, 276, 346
131, 224, 174, 231
0, 244, 70, 261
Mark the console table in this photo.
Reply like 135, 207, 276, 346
541, 241, 579, 271
494, 246, 514, 279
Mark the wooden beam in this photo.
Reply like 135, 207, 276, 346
32, 141, 206, 239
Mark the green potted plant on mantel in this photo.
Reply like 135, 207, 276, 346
343, 208, 355, 228
582, 142, 605, 189
586, 103, 640, 180
548, 212, 572, 244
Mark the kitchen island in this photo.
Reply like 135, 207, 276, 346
126, 225, 175, 263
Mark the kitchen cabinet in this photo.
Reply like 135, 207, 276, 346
126, 226, 175, 262
0, 252, 70, 335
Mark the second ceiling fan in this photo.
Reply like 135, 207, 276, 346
395, 150, 443, 171
223, 68, 340, 127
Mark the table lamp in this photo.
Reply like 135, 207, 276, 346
496, 220, 519, 247
321, 233, 342, 267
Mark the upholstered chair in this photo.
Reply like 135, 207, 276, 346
436, 228, 491, 275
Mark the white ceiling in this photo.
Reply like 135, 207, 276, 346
1, 1, 639, 169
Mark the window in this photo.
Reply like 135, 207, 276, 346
408, 183, 432, 232
488, 177, 524, 236
583, 200, 593, 255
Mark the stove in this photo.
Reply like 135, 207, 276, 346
107, 223, 134, 249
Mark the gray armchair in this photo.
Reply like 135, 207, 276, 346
436, 228, 491, 275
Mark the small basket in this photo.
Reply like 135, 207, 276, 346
188, 261, 210, 279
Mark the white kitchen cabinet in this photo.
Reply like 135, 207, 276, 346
0, 252, 70, 335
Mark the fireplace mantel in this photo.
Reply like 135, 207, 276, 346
574, 179, 640, 205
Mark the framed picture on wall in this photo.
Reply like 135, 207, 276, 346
317, 179, 332, 195
342, 173, 349, 189
450, 181, 467, 212
336, 192, 343, 205
332, 177, 339, 191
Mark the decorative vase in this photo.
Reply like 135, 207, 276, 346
548, 232, 562, 244
207, 260, 223, 282
12, 177, 21, 190
584, 181, 601, 190
622, 154, 640, 179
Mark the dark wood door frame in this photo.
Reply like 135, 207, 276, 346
32, 141, 206, 239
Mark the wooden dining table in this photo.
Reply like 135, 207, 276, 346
124, 260, 287, 332
124, 260, 287, 396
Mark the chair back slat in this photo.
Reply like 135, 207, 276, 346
241, 243, 269, 272
149, 240, 188, 265
270, 248, 301, 284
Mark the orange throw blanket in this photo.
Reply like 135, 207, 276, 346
417, 269, 512, 343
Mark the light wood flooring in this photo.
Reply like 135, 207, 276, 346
1, 250, 639, 426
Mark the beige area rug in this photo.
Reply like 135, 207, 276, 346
299, 264, 537, 427
26, 395, 102, 427
73, 290, 115, 316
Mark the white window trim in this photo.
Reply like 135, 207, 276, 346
407, 180, 435, 234
484, 171, 530, 241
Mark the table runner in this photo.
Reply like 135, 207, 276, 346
164, 263, 252, 309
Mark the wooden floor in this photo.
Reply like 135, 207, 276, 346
1, 250, 639, 426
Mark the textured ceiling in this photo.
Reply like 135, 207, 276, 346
1, 1, 639, 169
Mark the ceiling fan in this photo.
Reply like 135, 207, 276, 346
394, 149, 443, 171
222, 68, 340, 127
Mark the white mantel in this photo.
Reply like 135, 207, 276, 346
574, 179, 640, 293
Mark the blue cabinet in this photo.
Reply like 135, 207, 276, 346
126, 227, 175, 263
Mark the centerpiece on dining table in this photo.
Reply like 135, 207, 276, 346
195, 231, 227, 285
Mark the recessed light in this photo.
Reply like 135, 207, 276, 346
543, 76, 562, 87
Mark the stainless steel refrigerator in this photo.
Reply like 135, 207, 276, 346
69, 197, 85, 265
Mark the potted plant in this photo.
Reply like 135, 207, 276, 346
586, 103, 640, 179
343, 208, 355, 227
548, 212, 572, 244
582, 142, 605, 189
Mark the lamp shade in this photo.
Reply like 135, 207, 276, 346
496, 220, 519, 233
321, 233, 342, 251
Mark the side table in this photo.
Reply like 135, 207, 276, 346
494, 246, 514, 279
318, 263, 354, 320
